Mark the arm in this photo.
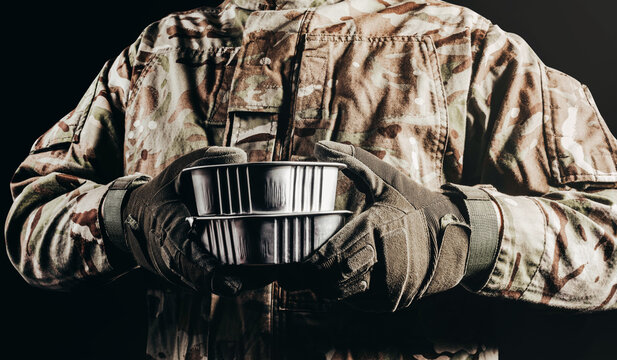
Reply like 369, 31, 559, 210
4, 31, 271, 295
4, 37, 142, 290
465, 24, 617, 310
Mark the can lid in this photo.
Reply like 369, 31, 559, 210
186, 210, 353, 221
182, 161, 347, 173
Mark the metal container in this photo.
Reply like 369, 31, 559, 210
183, 162, 345, 216
187, 211, 351, 265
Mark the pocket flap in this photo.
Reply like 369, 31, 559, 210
228, 33, 299, 113
543, 65, 617, 185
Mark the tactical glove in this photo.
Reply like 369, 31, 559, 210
301, 141, 500, 312
101, 147, 274, 295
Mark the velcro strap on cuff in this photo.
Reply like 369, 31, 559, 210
441, 184, 500, 281
102, 174, 150, 253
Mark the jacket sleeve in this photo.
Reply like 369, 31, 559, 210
4, 36, 143, 290
464, 24, 617, 310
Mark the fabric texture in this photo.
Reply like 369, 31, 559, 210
302, 140, 475, 312
5, 0, 617, 359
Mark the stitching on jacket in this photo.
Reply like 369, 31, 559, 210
425, 35, 449, 185
540, 64, 565, 185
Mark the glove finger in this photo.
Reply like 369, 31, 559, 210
315, 141, 434, 207
210, 267, 243, 296
184, 235, 220, 273
187, 146, 247, 167
150, 148, 226, 193
298, 211, 377, 299
211, 265, 278, 297
173, 251, 211, 292
314, 141, 389, 203
315, 270, 371, 301
307, 210, 376, 267
175, 146, 247, 195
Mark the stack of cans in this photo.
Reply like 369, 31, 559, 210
183, 162, 350, 265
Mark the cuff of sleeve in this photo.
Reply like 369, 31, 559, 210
473, 188, 546, 300
442, 184, 501, 289
101, 174, 151, 253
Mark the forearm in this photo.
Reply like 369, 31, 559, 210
5, 174, 128, 290
462, 21, 617, 310
474, 186, 617, 310
5, 40, 139, 289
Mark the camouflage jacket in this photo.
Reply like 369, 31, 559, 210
6, 0, 617, 359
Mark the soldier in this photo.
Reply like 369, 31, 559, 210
5, 0, 616, 359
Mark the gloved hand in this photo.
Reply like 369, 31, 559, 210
296, 141, 499, 312
102, 147, 275, 296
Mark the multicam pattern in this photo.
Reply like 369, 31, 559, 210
5, 0, 617, 359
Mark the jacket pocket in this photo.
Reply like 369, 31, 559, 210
227, 32, 299, 113
128, 47, 238, 125
226, 32, 301, 161
542, 65, 617, 186
124, 48, 237, 173
291, 34, 449, 188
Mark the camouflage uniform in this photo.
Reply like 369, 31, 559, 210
5, 0, 617, 358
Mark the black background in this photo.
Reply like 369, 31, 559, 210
2, 1, 616, 359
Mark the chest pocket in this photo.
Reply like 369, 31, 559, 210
124, 48, 237, 174
291, 34, 449, 189
225, 32, 300, 161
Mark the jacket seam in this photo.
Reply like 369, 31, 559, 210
425, 35, 450, 185
128, 48, 176, 105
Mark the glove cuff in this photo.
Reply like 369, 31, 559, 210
441, 184, 501, 290
101, 174, 151, 253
